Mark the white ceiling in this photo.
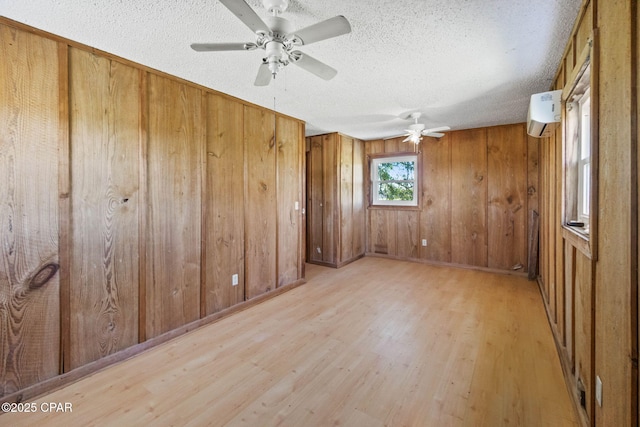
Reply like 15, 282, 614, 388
1, 0, 582, 140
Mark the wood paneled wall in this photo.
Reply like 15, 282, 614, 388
0, 19, 305, 398
538, 1, 640, 425
68, 47, 141, 368
365, 123, 538, 274
306, 133, 365, 268
0, 23, 62, 396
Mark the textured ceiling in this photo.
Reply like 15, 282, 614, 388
1, 0, 582, 140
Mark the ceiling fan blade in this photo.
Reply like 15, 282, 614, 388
190, 42, 252, 52
290, 51, 337, 80
424, 132, 445, 138
422, 126, 450, 135
219, 0, 270, 34
292, 16, 351, 45
402, 135, 413, 143
254, 62, 272, 86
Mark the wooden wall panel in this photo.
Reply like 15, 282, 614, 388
276, 115, 301, 287
370, 210, 397, 255
451, 128, 488, 266
539, 137, 549, 301
204, 94, 244, 314
244, 105, 276, 298
527, 135, 540, 271
548, 125, 559, 318
563, 240, 575, 368
595, 1, 635, 425
321, 134, 337, 264
0, 24, 61, 396
364, 139, 384, 254
352, 139, 365, 257
68, 48, 140, 368
565, 41, 576, 80
575, 252, 593, 420
306, 133, 365, 267
145, 74, 202, 338
575, 0, 594, 54
420, 135, 452, 263
396, 211, 419, 259
307, 136, 324, 262
383, 137, 402, 154
487, 125, 527, 270
340, 136, 354, 262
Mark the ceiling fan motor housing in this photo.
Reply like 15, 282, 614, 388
263, 0, 289, 15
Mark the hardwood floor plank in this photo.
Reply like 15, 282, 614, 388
0, 258, 578, 426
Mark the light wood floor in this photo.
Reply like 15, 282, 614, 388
2, 258, 578, 426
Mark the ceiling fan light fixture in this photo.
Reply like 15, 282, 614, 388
265, 41, 285, 76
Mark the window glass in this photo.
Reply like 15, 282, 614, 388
371, 155, 418, 206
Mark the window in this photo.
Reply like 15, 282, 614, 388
564, 62, 591, 234
577, 88, 591, 226
561, 35, 598, 259
370, 154, 418, 206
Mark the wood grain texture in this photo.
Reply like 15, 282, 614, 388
547, 125, 558, 317
145, 74, 202, 338
565, 41, 576, 82
339, 136, 354, 262
68, 48, 140, 368
383, 137, 403, 154
276, 115, 301, 287
574, 252, 593, 420
451, 128, 488, 266
204, 94, 245, 314
370, 210, 397, 256
420, 135, 452, 262
487, 124, 527, 270
321, 134, 337, 264
244, 105, 276, 299
575, 1, 593, 57
1, 258, 579, 426
352, 138, 365, 257
594, 1, 634, 425
306, 134, 365, 268
0, 24, 61, 396
563, 241, 575, 369
58, 42, 71, 374
396, 211, 419, 259
527, 135, 540, 271
363, 139, 384, 254
307, 136, 324, 263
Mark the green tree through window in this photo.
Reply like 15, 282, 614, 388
371, 155, 418, 206
377, 161, 415, 201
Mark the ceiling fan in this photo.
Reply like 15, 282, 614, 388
402, 112, 450, 144
191, 0, 351, 86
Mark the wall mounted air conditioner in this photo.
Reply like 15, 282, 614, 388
527, 89, 562, 137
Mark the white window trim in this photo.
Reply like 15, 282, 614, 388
370, 154, 418, 206
577, 88, 591, 226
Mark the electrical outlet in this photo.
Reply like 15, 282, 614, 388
294, 201, 299, 210
421, 239, 427, 247
595, 376, 602, 407
232, 274, 238, 286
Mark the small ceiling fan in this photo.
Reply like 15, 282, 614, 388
402, 112, 450, 144
191, 0, 351, 86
